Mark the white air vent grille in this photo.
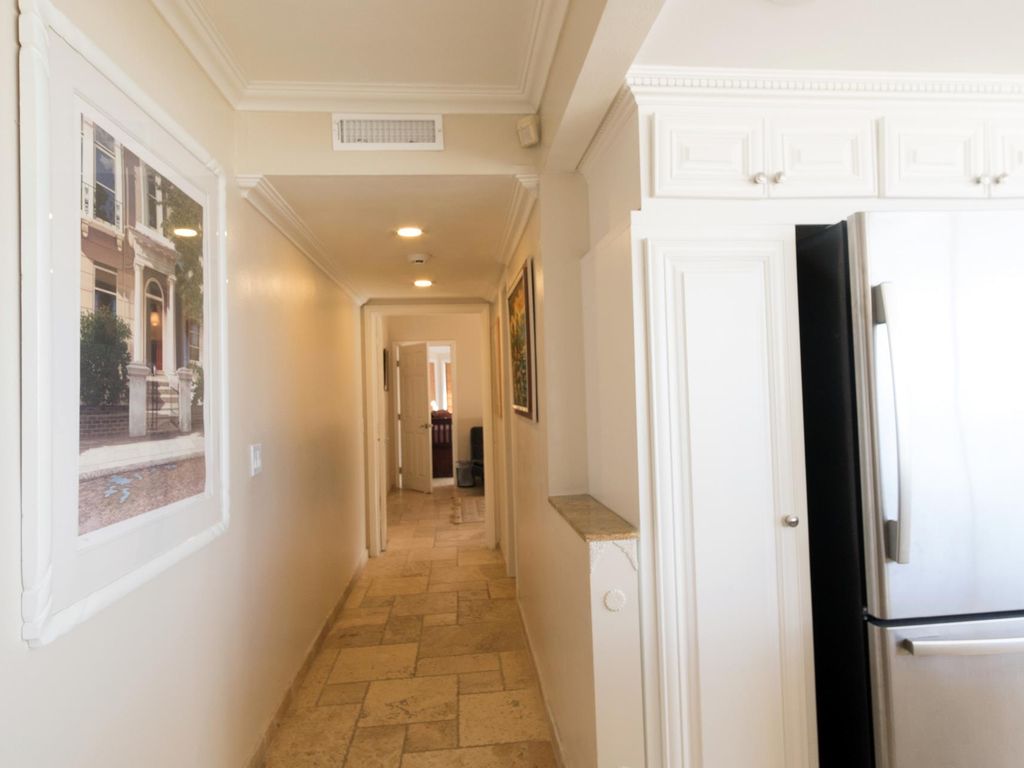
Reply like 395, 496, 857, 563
332, 113, 444, 151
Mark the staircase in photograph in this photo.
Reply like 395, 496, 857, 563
146, 375, 179, 434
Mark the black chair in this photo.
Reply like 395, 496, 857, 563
470, 426, 484, 485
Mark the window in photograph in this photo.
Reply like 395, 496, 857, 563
93, 264, 117, 315
92, 124, 118, 226
144, 166, 163, 230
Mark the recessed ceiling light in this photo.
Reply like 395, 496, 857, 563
173, 227, 199, 238
397, 226, 423, 238
414, 279, 433, 288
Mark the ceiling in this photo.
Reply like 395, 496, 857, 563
268, 175, 518, 300
154, 0, 568, 111
637, 0, 1024, 73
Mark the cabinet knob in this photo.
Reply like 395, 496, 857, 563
773, 171, 788, 184
751, 171, 768, 185
976, 175, 992, 185
995, 172, 1010, 185
783, 515, 800, 528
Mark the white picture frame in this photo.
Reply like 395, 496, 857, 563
19, 0, 230, 647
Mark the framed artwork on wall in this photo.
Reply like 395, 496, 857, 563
507, 260, 536, 420
19, 0, 229, 646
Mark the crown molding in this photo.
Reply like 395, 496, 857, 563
577, 86, 638, 174
496, 174, 540, 265
237, 175, 366, 305
154, 0, 564, 113
152, 0, 246, 106
626, 65, 1024, 101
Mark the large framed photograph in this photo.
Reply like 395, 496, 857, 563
20, 1, 228, 646
507, 261, 536, 420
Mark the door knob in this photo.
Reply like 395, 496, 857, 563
976, 174, 992, 185
783, 515, 800, 528
773, 171, 787, 184
995, 172, 1010, 185
420, 423, 430, 429
751, 171, 767, 185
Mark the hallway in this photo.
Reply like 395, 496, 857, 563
263, 487, 556, 768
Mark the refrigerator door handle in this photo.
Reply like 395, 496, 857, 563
873, 282, 913, 564
904, 636, 1024, 657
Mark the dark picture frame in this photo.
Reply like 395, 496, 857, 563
507, 261, 535, 420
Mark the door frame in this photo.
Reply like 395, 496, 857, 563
395, 339, 458, 490
362, 302, 495, 557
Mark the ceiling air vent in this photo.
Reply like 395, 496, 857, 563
332, 114, 444, 151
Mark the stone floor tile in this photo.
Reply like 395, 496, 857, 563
416, 652, 500, 677
360, 676, 458, 727
324, 625, 385, 649
407, 547, 459, 562
328, 643, 418, 684
334, 606, 392, 629
422, 613, 458, 627
399, 741, 556, 768
265, 704, 360, 768
391, 591, 457, 617
419, 622, 526, 658
290, 648, 341, 712
367, 576, 430, 596
318, 681, 369, 707
360, 595, 397, 609
430, 564, 488, 584
499, 651, 539, 691
428, 580, 488, 594
457, 548, 505, 567
487, 579, 517, 599
383, 615, 423, 644
458, 598, 521, 625
404, 720, 458, 753
343, 724, 406, 768
459, 670, 505, 694
458, 688, 550, 747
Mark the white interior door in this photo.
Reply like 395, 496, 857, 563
399, 343, 432, 494
645, 227, 818, 768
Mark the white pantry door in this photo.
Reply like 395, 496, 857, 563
644, 227, 818, 768
400, 343, 433, 494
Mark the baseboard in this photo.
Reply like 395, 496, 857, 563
246, 547, 369, 768
517, 600, 569, 768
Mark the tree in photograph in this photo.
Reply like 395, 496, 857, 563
80, 308, 131, 406
160, 180, 204, 324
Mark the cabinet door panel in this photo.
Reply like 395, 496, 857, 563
645, 229, 818, 768
990, 120, 1024, 198
653, 111, 766, 198
768, 113, 877, 197
882, 117, 987, 198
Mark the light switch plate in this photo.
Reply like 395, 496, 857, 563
249, 443, 263, 477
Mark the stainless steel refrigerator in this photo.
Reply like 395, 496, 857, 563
797, 211, 1024, 768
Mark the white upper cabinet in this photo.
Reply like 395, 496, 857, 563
652, 109, 877, 199
989, 120, 1024, 198
767, 113, 877, 198
653, 111, 767, 198
881, 117, 989, 198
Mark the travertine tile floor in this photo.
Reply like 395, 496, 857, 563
264, 486, 556, 768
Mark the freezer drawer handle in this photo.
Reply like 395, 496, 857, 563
873, 282, 913, 564
903, 637, 1024, 657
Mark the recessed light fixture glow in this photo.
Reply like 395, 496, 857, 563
173, 227, 199, 238
397, 226, 423, 238
414, 279, 433, 288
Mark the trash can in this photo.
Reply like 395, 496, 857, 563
456, 461, 475, 488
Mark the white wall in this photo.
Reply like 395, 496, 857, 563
0, 2, 367, 766
385, 312, 487, 482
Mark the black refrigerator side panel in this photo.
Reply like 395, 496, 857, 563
795, 224, 875, 768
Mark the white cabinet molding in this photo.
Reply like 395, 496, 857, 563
989, 120, 1024, 198
768, 113, 877, 198
881, 117, 988, 198
653, 111, 766, 198
643, 228, 817, 768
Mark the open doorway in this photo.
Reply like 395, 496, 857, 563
364, 304, 495, 557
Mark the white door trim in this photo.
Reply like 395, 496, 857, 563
362, 302, 495, 557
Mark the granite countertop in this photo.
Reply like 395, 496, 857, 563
548, 494, 638, 542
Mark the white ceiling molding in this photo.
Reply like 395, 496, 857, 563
236, 175, 366, 305
496, 174, 540, 265
627, 65, 1024, 101
154, 0, 566, 113
152, 0, 247, 105
577, 86, 637, 174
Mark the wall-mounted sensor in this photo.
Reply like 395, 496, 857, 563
517, 114, 540, 148
407, 253, 431, 265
